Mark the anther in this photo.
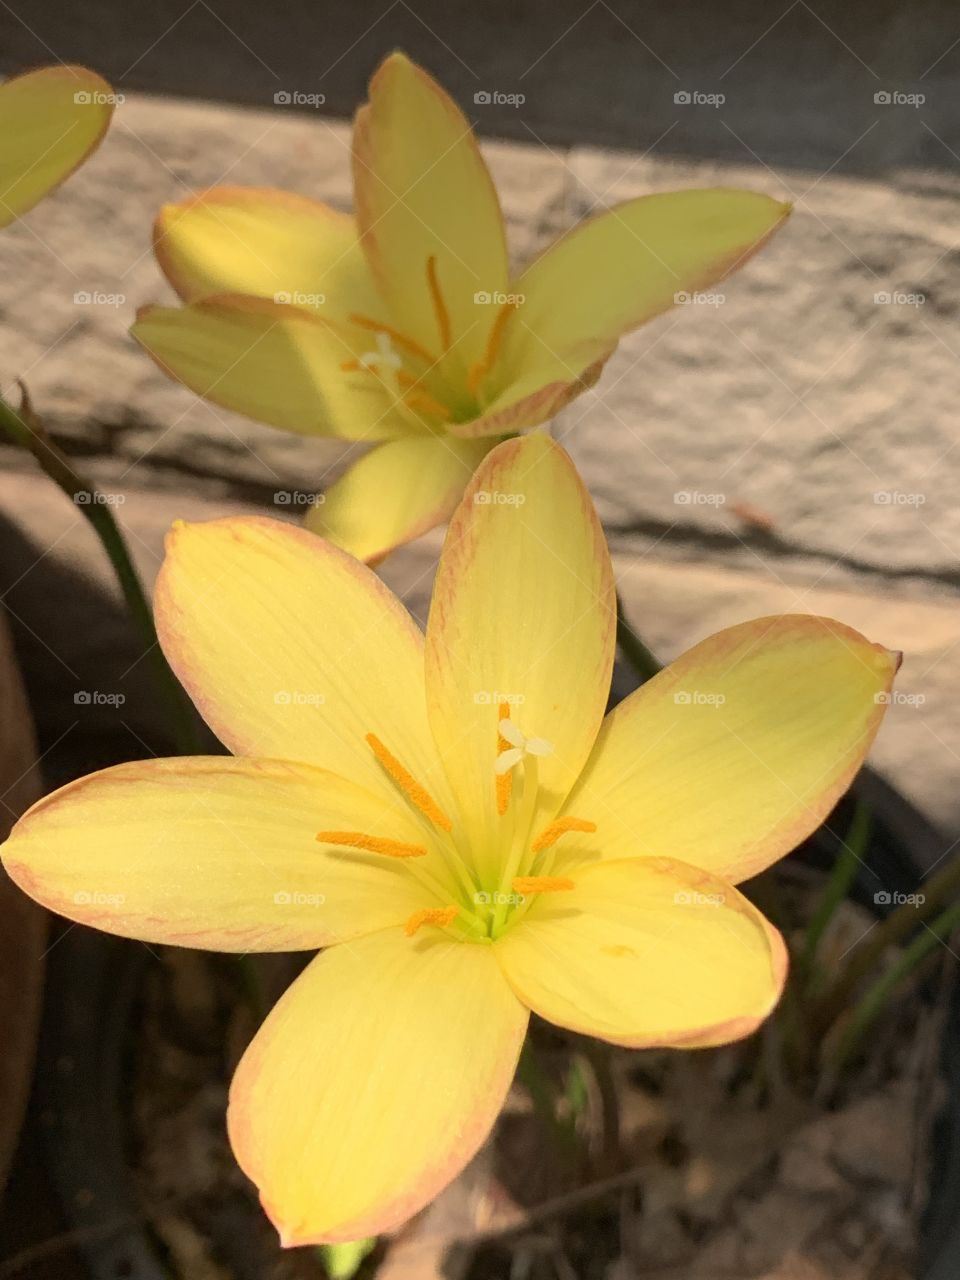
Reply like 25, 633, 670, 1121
496, 703, 513, 816
426, 255, 452, 352
467, 300, 520, 395
404, 905, 459, 937
531, 816, 597, 853
512, 876, 575, 894
316, 831, 428, 858
366, 733, 453, 832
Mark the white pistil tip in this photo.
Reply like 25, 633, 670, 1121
495, 747, 523, 775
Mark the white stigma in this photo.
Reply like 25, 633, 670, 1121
359, 332, 402, 375
495, 719, 554, 775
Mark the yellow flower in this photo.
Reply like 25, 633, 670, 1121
0, 65, 114, 226
2, 434, 896, 1246
131, 51, 790, 564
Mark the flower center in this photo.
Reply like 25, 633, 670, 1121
315, 720, 595, 944
338, 257, 518, 427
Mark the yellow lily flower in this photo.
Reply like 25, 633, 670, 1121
0, 65, 114, 226
1, 434, 896, 1245
131, 51, 790, 564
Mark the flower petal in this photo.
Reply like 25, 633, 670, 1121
496, 856, 787, 1048
304, 435, 492, 564
425, 435, 615, 872
566, 615, 899, 883
504, 189, 790, 383
132, 296, 402, 441
353, 52, 509, 363
448, 352, 610, 440
1, 757, 432, 950
155, 516, 452, 811
0, 65, 113, 227
153, 185, 382, 319
228, 930, 527, 1244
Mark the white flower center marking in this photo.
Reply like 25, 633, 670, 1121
494, 719, 554, 775
358, 331, 403, 376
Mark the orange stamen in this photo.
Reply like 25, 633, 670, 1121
340, 358, 362, 372
395, 371, 450, 418
426, 255, 452, 352
496, 703, 513, 816
512, 876, 575, 894
316, 831, 427, 858
404, 905, 459, 937
348, 314, 437, 366
467, 301, 518, 395
366, 733, 453, 832
531, 816, 597, 853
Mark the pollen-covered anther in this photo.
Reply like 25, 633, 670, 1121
366, 733, 453, 833
316, 831, 428, 858
531, 816, 597, 853
404, 905, 460, 937
512, 876, 575, 894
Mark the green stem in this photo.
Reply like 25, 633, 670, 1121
0, 392, 202, 756
810, 852, 960, 1035
829, 901, 960, 1073
800, 797, 872, 983
615, 591, 662, 684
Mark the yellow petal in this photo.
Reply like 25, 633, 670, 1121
305, 435, 492, 564
448, 351, 610, 440
424, 435, 615, 873
153, 185, 383, 319
496, 856, 787, 1048
0, 65, 113, 227
132, 296, 402, 441
566, 615, 899, 883
1, 757, 431, 950
155, 516, 453, 813
228, 930, 527, 1243
504, 189, 790, 383
353, 52, 508, 363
